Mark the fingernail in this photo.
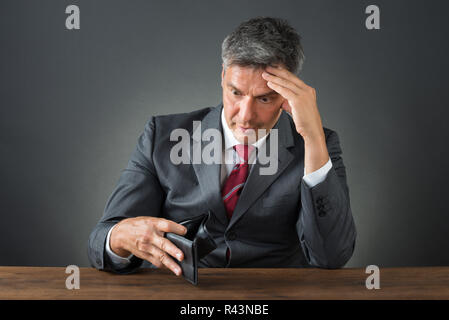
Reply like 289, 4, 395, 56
177, 253, 183, 261
176, 268, 181, 276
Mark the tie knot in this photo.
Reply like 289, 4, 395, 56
234, 144, 254, 162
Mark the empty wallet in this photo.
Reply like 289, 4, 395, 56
165, 211, 217, 285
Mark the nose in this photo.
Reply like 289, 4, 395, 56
238, 97, 255, 124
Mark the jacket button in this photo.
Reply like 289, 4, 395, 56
318, 210, 326, 217
227, 231, 236, 241
316, 197, 323, 204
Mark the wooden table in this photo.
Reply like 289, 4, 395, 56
0, 266, 448, 300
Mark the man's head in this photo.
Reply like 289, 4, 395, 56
221, 17, 305, 143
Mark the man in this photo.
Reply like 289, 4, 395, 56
88, 17, 357, 276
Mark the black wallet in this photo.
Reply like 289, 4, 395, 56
165, 211, 217, 285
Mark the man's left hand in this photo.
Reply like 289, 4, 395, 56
262, 65, 324, 142
262, 65, 329, 174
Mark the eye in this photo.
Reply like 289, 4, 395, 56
259, 96, 271, 103
232, 90, 240, 96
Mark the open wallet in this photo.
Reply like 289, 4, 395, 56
165, 211, 217, 285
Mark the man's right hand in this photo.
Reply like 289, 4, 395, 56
109, 217, 187, 276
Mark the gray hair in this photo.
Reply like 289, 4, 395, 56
221, 17, 305, 74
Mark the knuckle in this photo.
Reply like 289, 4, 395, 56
141, 234, 150, 245
136, 234, 153, 251
136, 240, 143, 251
144, 217, 153, 227
146, 219, 158, 231
145, 222, 155, 234
147, 245, 155, 254
159, 252, 167, 263
148, 245, 159, 258
160, 239, 167, 252
159, 238, 169, 249
136, 251, 154, 265
157, 219, 169, 231
151, 258, 162, 268
138, 240, 149, 252
134, 238, 142, 251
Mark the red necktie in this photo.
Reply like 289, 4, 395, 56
221, 144, 254, 261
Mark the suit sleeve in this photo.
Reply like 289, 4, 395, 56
296, 130, 357, 268
87, 116, 165, 274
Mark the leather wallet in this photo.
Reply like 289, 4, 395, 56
165, 211, 217, 285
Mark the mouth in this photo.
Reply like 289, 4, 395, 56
237, 126, 255, 133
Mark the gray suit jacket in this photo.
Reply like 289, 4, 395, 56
88, 104, 357, 274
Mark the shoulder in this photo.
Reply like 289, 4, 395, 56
141, 105, 219, 144
153, 106, 215, 131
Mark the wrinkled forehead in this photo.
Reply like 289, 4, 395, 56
224, 65, 271, 96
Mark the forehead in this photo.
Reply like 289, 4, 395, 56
224, 65, 271, 95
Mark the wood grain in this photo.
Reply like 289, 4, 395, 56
0, 266, 448, 300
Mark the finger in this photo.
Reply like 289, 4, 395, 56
135, 236, 184, 262
132, 248, 156, 265
152, 245, 183, 276
262, 71, 300, 94
153, 234, 185, 262
265, 65, 308, 89
156, 218, 188, 236
266, 81, 297, 101
137, 245, 182, 276
131, 247, 165, 270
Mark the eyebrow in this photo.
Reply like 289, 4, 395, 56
227, 83, 279, 98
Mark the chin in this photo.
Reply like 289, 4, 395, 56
232, 130, 258, 145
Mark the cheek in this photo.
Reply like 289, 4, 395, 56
229, 106, 240, 122
260, 107, 281, 125
223, 99, 239, 123
224, 91, 233, 106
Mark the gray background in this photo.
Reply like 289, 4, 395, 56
1, 0, 448, 268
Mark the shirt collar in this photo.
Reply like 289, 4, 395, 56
221, 108, 269, 151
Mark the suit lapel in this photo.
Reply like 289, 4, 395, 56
191, 104, 229, 227
227, 112, 297, 231
190, 106, 299, 229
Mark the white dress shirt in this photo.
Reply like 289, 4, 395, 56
105, 109, 332, 267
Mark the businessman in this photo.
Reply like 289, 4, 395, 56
88, 17, 357, 276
